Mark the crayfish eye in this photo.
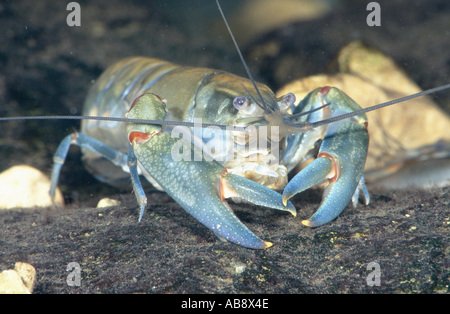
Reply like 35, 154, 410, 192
283, 93, 296, 107
233, 96, 249, 110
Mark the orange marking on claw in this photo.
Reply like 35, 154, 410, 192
129, 131, 151, 144
318, 152, 339, 182
217, 169, 229, 201
319, 86, 330, 95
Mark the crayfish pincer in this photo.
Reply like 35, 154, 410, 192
127, 94, 298, 249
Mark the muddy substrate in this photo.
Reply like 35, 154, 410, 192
1, 186, 449, 293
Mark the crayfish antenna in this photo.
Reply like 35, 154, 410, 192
217, 0, 276, 115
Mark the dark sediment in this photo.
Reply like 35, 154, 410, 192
0, 0, 449, 293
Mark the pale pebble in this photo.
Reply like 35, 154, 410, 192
0, 262, 36, 294
0, 165, 64, 209
96, 197, 121, 208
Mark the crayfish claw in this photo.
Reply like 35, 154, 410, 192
301, 119, 368, 227
126, 94, 278, 249
282, 157, 333, 207
282, 87, 369, 227
221, 172, 297, 217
